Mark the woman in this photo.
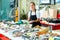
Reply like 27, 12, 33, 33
28, 2, 41, 28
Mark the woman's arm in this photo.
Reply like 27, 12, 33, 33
28, 12, 30, 21
28, 18, 30, 21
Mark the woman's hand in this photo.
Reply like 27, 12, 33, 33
29, 21, 34, 23
29, 20, 37, 23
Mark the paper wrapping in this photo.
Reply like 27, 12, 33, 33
49, 8, 57, 18
41, 8, 57, 18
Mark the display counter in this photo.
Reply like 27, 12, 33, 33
0, 21, 60, 40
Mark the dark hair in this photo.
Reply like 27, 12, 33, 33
30, 2, 35, 6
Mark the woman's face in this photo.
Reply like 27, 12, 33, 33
30, 3, 35, 10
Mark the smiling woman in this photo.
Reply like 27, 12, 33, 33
28, 2, 41, 27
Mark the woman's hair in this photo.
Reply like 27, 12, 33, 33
30, 2, 35, 6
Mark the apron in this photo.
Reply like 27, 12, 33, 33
30, 10, 41, 28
